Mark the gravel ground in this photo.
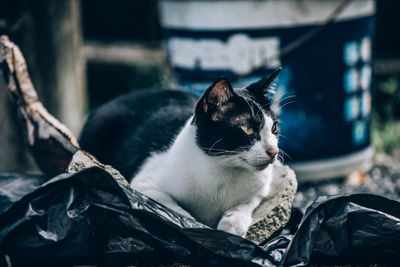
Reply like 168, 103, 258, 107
293, 153, 400, 213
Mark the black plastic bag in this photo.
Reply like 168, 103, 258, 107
0, 173, 47, 214
281, 194, 400, 266
0, 168, 276, 266
1, 168, 400, 266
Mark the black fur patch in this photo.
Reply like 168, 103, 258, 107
194, 72, 279, 156
79, 69, 281, 179
246, 67, 281, 111
80, 89, 197, 179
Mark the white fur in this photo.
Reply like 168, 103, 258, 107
130, 114, 278, 237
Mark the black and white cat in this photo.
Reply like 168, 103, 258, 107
80, 68, 281, 237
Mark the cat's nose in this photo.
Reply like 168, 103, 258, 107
266, 147, 278, 159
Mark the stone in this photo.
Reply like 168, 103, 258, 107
247, 161, 298, 243
67, 150, 130, 187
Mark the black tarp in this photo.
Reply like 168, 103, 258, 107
0, 167, 400, 266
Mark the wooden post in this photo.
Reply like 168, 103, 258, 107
28, 0, 87, 135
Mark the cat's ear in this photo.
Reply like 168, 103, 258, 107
195, 77, 235, 120
205, 76, 234, 106
246, 67, 281, 109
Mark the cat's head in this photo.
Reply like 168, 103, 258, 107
193, 68, 281, 171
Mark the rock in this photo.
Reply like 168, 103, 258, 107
247, 161, 298, 243
67, 150, 130, 187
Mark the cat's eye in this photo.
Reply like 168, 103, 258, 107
241, 126, 254, 135
271, 122, 278, 134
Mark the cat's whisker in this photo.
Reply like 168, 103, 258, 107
278, 149, 292, 161
269, 94, 296, 113
277, 121, 288, 126
277, 100, 296, 111
279, 133, 288, 139
208, 138, 223, 155
274, 93, 296, 103
278, 95, 296, 104
201, 147, 235, 153
281, 98, 296, 106
199, 147, 238, 156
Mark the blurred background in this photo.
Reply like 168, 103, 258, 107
0, 0, 399, 201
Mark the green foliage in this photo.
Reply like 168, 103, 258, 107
371, 75, 400, 155
373, 75, 400, 122
380, 77, 399, 94
372, 119, 400, 154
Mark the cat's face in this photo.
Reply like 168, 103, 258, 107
194, 68, 281, 171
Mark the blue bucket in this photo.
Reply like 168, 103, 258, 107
161, 0, 375, 181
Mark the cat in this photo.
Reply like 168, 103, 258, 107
79, 68, 282, 237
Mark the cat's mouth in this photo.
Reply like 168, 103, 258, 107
252, 162, 271, 171
243, 158, 274, 171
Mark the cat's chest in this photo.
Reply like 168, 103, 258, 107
176, 168, 269, 227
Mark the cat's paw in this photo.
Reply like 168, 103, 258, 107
217, 213, 251, 237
